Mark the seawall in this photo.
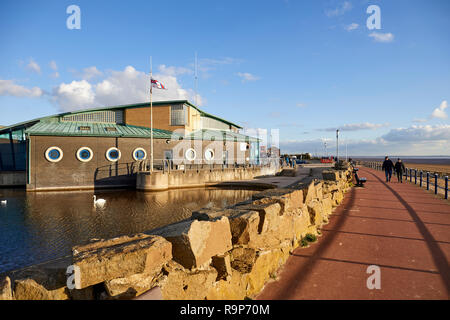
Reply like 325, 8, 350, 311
136, 166, 278, 191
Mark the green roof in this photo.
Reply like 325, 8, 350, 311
0, 100, 243, 134
25, 122, 179, 139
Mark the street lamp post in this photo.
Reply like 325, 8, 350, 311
336, 129, 339, 162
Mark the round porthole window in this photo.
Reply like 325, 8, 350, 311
204, 149, 214, 161
132, 148, 147, 161
106, 147, 121, 162
185, 148, 196, 161
76, 147, 93, 162
45, 146, 63, 163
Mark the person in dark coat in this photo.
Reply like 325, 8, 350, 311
382, 156, 394, 182
394, 158, 406, 183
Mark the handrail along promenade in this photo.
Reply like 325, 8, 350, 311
362, 161, 449, 200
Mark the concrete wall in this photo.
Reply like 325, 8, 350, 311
137, 166, 277, 191
0, 171, 26, 187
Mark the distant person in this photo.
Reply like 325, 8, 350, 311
394, 158, 406, 183
382, 156, 394, 182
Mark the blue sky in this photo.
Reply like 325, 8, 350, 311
0, 0, 449, 156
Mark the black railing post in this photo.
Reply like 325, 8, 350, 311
410, 168, 412, 182
405, 168, 408, 180
435, 174, 438, 195
420, 171, 423, 187
426, 172, 430, 190
414, 169, 417, 184
445, 176, 448, 200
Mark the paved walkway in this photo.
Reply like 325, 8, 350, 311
257, 167, 450, 300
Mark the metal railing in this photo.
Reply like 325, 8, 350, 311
136, 158, 280, 174
362, 161, 448, 200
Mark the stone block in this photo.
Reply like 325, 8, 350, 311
72, 233, 172, 289
104, 271, 164, 299
0, 276, 13, 300
322, 170, 340, 181
160, 261, 218, 300
14, 278, 69, 300
152, 216, 232, 269
252, 188, 303, 213
211, 254, 232, 281
302, 181, 317, 204
307, 200, 325, 226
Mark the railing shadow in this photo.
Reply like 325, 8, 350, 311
269, 187, 357, 299
365, 169, 450, 295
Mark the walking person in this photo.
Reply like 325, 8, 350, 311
382, 156, 394, 182
394, 158, 406, 183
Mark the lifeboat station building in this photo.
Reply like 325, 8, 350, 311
0, 100, 260, 191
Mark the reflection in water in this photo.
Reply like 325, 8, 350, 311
0, 187, 258, 274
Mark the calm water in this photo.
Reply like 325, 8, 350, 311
0, 187, 258, 274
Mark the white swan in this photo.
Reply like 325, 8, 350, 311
93, 195, 106, 208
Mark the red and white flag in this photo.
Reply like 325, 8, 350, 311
151, 79, 166, 90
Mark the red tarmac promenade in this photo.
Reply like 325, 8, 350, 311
257, 167, 450, 300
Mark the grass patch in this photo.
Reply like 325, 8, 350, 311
305, 233, 317, 242
300, 238, 309, 247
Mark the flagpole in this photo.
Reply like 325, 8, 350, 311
150, 56, 153, 172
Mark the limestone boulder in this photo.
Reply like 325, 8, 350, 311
323, 181, 339, 194
152, 216, 232, 269
0, 276, 13, 300
230, 247, 257, 274
302, 181, 317, 204
315, 181, 323, 201
307, 200, 325, 226
245, 248, 288, 297
206, 269, 248, 300
292, 206, 311, 241
322, 170, 340, 181
211, 254, 232, 281
14, 278, 69, 300
233, 202, 282, 234
332, 190, 344, 206
72, 233, 172, 289
228, 210, 260, 246
160, 261, 218, 300
322, 197, 333, 218
104, 271, 164, 299
252, 188, 303, 213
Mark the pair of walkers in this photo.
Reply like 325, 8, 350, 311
382, 156, 406, 183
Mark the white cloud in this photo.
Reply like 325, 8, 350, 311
196, 57, 241, 78
412, 118, 427, 123
52, 80, 96, 111
158, 64, 192, 77
0, 79, 43, 98
431, 100, 448, 119
26, 59, 41, 74
321, 122, 390, 132
326, 1, 352, 17
345, 23, 359, 31
52, 65, 204, 111
369, 32, 395, 43
49, 61, 58, 71
51, 72, 60, 79
81, 66, 103, 80
296, 103, 307, 108
382, 124, 450, 142
237, 72, 260, 82
280, 125, 450, 156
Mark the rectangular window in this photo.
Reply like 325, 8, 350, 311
170, 105, 186, 126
